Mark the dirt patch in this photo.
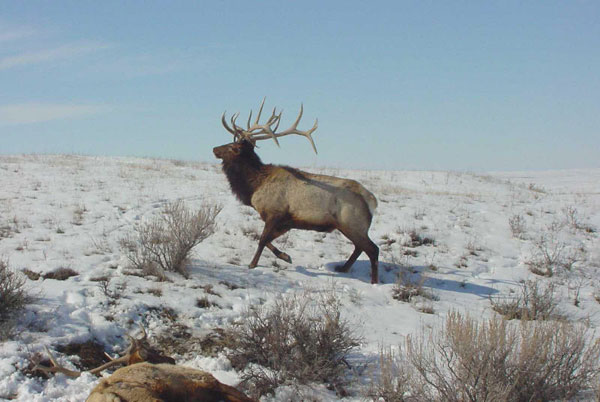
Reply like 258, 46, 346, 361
196, 296, 219, 309
56, 340, 110, 370
219, 280, 244, 290
21, 268, 41, 281
198, 328, 228, 356
43, 267, 79, 281
24, 340, 110, 379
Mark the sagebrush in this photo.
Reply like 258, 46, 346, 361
526, 232, 584, 277
392, 270, 437, 314
368, 311, 600, 402
508, 214, 526, 239
0, 258, 31, 340
490, 279, 561, 321
120, 201, 220, 279
224, 290, 360, 398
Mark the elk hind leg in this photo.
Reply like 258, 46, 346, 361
266, 243, 292, 263
335, 247, 362, 273
338, 229, 380, 284
363, 238, 379, 284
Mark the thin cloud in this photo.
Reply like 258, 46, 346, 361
0, 42, 111, 70
0, 27, 36, 42
0, 103, 108, 125
82, 51, 198, 79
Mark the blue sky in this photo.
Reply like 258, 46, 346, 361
1, 1, 599, 171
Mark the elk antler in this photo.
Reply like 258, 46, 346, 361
221, 98, 319, 154
34, 325, 151, 378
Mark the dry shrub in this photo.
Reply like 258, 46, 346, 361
224, 290, 360, 398
490, 280, 562, 321
392, 270, 436, 303
508, 214, 526, 239
366, 346, 412, 401
369, 312, 600, 402
0, 216, 20, 239
563, 205, 596, 233
96, 276, 126, 306
526, 232, 585, 277
0, 258, 31, 340
0, 224, 13, 239
196, 296, 217, 309
399, 228, 435, 248
120, 200, 220, 279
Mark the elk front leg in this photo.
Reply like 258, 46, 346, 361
249, 219, 279, 268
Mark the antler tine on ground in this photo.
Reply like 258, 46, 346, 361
34, 325, 150, 378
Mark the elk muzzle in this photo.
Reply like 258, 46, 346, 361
213, 144, 229, 159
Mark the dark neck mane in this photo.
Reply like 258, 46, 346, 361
221, 149, 268, 206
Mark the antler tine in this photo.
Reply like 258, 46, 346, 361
230, 112, 240, 129
231, 112, 244, 141
293, 103, 304, 129
138, 323, 147, 341
305, 118, 319, 154
87, 354, 130, 376
272, 110, 283, 133
223, 99, 318, 152
125, 334, 137, 354
34, 325, 150, 378
254, 97, 266, 125
86, 326, 146, 375
249, 104, 319, 154
221, 112, 235, 135
261, 107, 282, 147
34, 346, 82, 378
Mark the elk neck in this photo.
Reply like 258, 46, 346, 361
221, 146, 271, 206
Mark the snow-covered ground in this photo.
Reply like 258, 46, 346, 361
0, 154, 599, 401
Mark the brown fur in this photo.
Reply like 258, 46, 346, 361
214, 139, 380, 283
86, 363, 254, 402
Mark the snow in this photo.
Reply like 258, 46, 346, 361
1, 154, 599, 401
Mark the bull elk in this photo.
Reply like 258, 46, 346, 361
213, 99, 380, 283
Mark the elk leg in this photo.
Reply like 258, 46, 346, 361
335, 247, 362, 273
363, 238, 380, 284
266, 243, 292, 263
338, 230, 380, 284
249, 219, 280, 268
264, 226, 292, 263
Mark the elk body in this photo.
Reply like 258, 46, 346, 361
214, 100, 379, 283
87, 363, 254, 402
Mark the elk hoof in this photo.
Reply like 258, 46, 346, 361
248, 263, 257, 269
335, 264, 350, 273
279, 253, 292, 264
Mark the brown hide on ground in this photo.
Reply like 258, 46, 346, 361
86, 362, 254, 402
